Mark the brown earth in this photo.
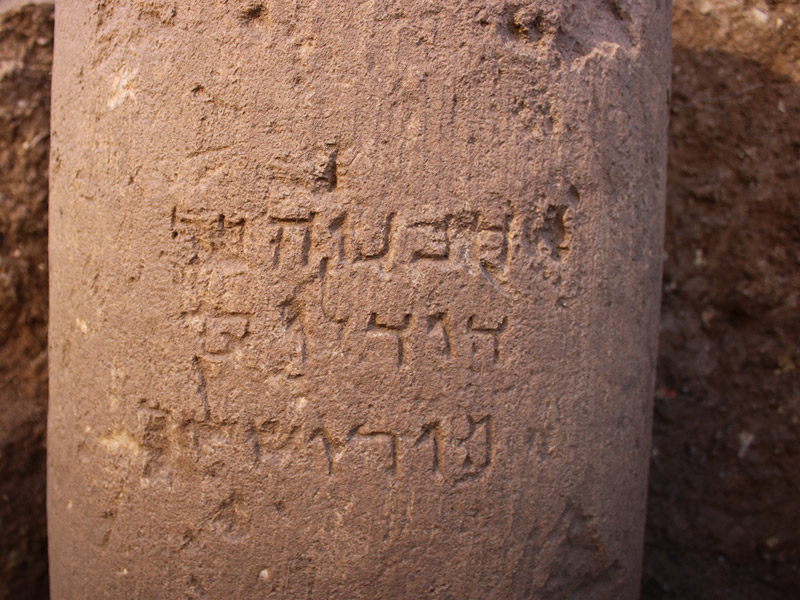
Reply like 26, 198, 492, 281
0, 3, 52, 600
643, 1, 800, 598
0, 1, 798, 599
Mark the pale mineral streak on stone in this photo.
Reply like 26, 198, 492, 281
97, 429, 141, 456
107, 65, 138, 109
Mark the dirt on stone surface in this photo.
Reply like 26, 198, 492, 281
0, 4, 52, 600
643, 1, 800, 598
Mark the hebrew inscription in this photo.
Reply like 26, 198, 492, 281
170, 198, 537, 374
170, 189, 579, 442
181, 412, 494, 485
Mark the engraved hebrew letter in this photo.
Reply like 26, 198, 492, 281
319, 258, 351, 324
346, 425, 397, 474
308, 427, 334, 476
278, 298, 307, 376
312, 212, 349, 266
454, 415, 493, 482
409, 221, 449, 260
366, 312, 411, 366
426, 313, 451, 358
474, 211, 512, 278
272, 221, 313, 271
353, 213, 393, 260
468, 315, 508, 365
254, 419, 301, 453
413, 422, 443, 473
173, 209, 245, 261
202, 316, 249, 355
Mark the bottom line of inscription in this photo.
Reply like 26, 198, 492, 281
178, 414, 493, 485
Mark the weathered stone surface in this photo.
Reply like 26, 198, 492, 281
48, 1, 670, 598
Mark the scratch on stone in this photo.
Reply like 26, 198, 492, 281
192, 356, 211, 421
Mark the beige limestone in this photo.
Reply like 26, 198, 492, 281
48, 1, 670, 598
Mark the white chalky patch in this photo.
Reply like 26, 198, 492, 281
108, 66, 138, 109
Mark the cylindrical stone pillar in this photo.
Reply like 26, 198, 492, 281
48, 2, 670, 598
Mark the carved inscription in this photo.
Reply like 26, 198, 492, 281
120, 408, 496, 489
347, 425, 398, 474
201, 316, 248, 355
171, 202, 520, 372
169, 180, 582, 376
240, 413, 494, 484
353, 212, 393, 260
366, 312, 411, 367
453, 415, 492, 481
468, 315, 507, 365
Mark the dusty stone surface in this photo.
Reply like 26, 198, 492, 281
643, 1, 800, 598
0, 4, 52, 600
48, 1, 670, 598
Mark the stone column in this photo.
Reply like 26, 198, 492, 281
48, 2, 670, 598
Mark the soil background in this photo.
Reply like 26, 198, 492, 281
644, 1, 800, 598
0, 4, 51, 600
0, 1, 797, 599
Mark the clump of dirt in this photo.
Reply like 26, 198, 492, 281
643, 1, 800, 598
0, 4, 52, 599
